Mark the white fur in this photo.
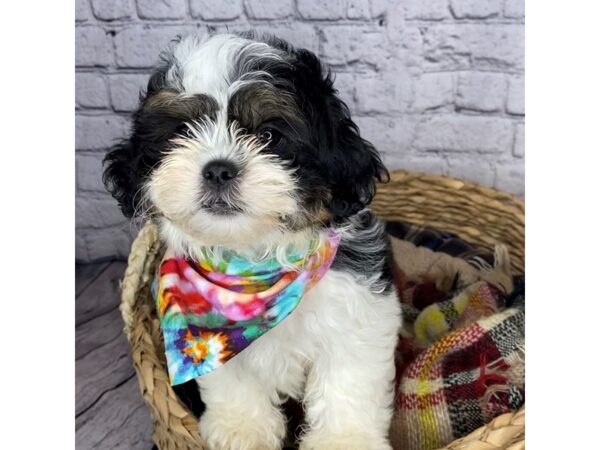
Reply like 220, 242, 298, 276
197, 270, 401, 450
168, 33, 241, 106
147, 121, 305, 259
166, 33, 286, 111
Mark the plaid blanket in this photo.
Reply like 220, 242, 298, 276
387, 222, 525, 450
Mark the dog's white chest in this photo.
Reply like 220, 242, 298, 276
196, 266, 401, 450
231, 269, 401, 398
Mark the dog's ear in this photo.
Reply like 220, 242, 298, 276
103, 68, 181, 218
322, 91, 389, 218
292, 49, 389, 218
103, 138, 141, 218
102, 94, 187, 218
102, 65, 169, 218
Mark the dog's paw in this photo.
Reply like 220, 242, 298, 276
299, 432, 392, 450
199, 408, 285, 450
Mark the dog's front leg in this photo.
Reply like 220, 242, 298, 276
299, 290, 400, 450
196, 355, 286, 450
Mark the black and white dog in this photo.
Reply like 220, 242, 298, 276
104, 31, 401, 450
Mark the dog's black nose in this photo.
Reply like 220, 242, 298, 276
202, 160, 239, 187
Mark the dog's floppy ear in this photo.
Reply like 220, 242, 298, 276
293, 48, 388, 218
103, 67, 173, 218
102, 88, 180, 217
103, 138, 141, 218
322, 90, 389, 218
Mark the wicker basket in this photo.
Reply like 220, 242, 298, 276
120, 170, 525, 449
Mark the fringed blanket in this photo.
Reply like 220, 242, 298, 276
387, 222, 525, 450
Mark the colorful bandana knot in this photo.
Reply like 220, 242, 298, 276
153, 230, 340, 385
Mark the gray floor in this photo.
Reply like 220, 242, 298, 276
76, 262, 154, 450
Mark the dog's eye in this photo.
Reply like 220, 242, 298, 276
257, 128, 281, 144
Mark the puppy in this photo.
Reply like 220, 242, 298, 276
104, 31, 402, 450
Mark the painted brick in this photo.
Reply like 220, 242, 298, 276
332, 72, 356, 108
76, 73, 110, 109
422, 24, 524, 71
347, 0, 371, 19
76, 114, 131, 150
390, 26, 424, 71
513, 123, 524, 157
321, 25, 386, 66
414, 115, 513, 153
504, 0, 524, 19
76, 195, 128, 229
412, 72, 454, 111
446, 157, 496, 185
76, 27, 114, 67
507, 75, 524, 115
405, 0, 450, 20
252, 23, 319, 53
298, 0, 345, 19
456, 72, 507, 112
76, 0, 90, 21
91, 0, 134, 20
115, 26, 192, 68
495, 162, 524, 196
449, 0, 502, 19
393, 155, 447, 176
137, 0, 187, 19
109, 73, 148, 112
190, 0, 243, 20
369, 0, 390, 18
354, 115, 417, 157
245, 0, 295, 19
77, 153, 107, 192
354, 70, 412, 113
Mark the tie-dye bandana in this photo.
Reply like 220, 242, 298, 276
153, 230, 340, 385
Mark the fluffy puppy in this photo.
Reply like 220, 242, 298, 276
104, 31, 402, 450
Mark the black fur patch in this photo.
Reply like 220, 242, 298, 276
103, 90, 218, 217
172, 380, 205, 418
284, 48, 389, 218
331, 211, 394, 294
231, 38, 389, 222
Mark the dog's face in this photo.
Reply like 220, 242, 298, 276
104, 32, 387, 254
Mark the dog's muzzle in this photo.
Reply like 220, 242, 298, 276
201, 159, 243, 215
202, 159, 239, 189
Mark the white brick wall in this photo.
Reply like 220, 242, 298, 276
76, 0, 524, 262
